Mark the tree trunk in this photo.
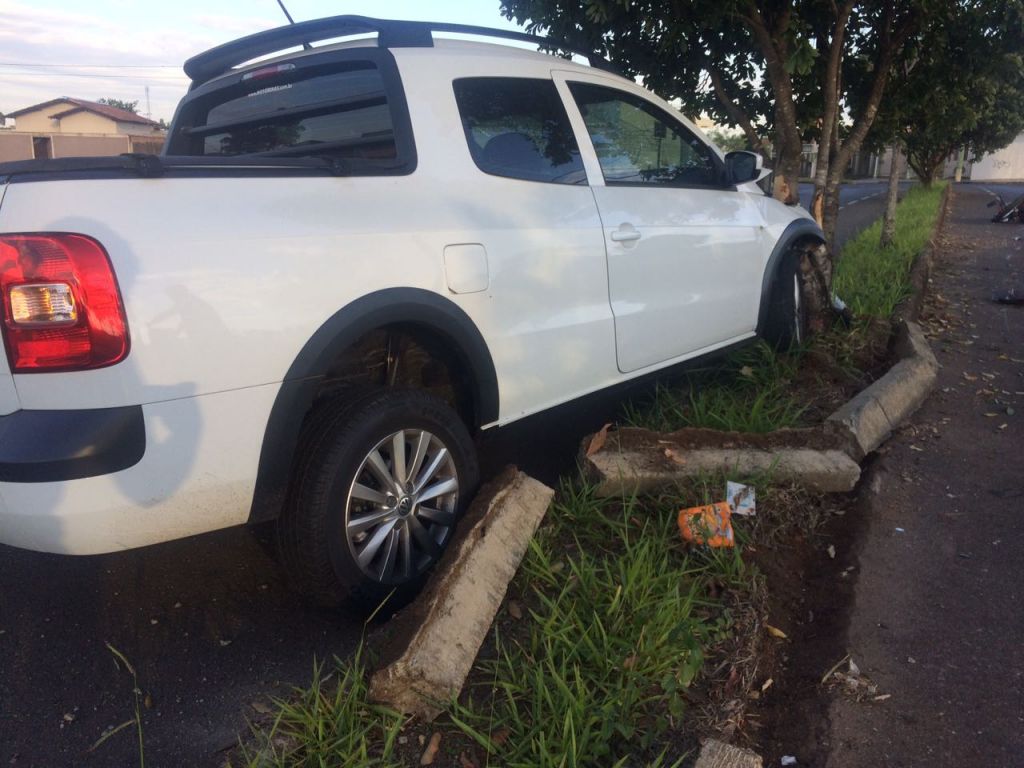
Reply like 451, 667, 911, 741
880, 144, 902, 249
772, 139, 803, 206
954, 146, 966, 182
907, 152, 941, 188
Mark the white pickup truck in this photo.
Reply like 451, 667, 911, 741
0, 16, 823, 608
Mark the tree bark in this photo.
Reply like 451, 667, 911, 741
810, 1, 855, 226
744, 2, 803, 205
906, 150, 944, 188
880, 143, 902, 249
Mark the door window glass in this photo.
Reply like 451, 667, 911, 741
568, 82, 720, 187
453, 77, 586, 185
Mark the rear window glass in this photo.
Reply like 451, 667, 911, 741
171, 61, 398, 162
453, 77, 585, 185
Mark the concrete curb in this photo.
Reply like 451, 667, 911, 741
589, 445, 860, 496
368, 468, 554, 720
584, 185, 948, 493
585, 317, 939, 494
826, 320, 938, 461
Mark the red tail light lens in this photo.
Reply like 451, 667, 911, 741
0, 234, 129, 372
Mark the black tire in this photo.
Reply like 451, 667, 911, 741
277, 389, 479, 612
762, 250, 808, 350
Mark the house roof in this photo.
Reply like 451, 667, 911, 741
7, 98, 159, 126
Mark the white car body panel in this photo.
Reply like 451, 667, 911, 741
0, 38, 821, 555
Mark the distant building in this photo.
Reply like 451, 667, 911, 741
0, 97, 165, 162
971, 133, 1024, 181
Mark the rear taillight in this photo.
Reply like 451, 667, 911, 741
0, 234, 129, 372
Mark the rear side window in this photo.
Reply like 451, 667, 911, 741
453, 78, 585, 185
167, 56, 412, 172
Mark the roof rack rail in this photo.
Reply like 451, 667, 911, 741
183, 14, 616, 85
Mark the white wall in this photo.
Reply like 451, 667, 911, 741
972, 133, 1024, 181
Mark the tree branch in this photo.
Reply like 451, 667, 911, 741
830, 7, 919, 182
708, 67, 764, 151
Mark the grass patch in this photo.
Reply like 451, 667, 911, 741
237, 477, 813, 767
448, 481, 748, 767
833, 182, 947, 319
235, 645, 405, 767
625, 182, 947, 434
623, 342, 807, 433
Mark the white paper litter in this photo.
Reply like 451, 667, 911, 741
727, 481, 756, 517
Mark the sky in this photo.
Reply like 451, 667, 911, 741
0, 0, 524, 123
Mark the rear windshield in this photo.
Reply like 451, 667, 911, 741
168, 60, 402, 165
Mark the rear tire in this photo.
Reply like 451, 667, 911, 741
277, 389, 478, 612
762, 250, 808, 350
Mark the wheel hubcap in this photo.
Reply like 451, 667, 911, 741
345, 429, 459, 585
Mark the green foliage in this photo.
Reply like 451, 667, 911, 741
863, 1, 1024, 183
499, 0, 773, 142
623, 343, 807, 434
834, 182, 946, 317
448, 483, 749, 767
97, 97, 139, 114
707, 129, 749, 153
238, 481, 761, 768
237, 647, 405, 767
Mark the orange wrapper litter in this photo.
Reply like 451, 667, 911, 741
678, 501, 735, 547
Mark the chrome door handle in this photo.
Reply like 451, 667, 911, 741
610, 226, 641, 242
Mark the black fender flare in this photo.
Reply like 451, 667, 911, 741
248, 288, 499, 523
755, 218, 826, 336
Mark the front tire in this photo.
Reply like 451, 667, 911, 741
277, 389, 479, 612
763, 250, 808, 350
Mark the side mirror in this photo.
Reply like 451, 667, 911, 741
724, 150, 765, 185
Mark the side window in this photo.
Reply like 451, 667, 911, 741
568, 82, 720, 187
453, 77, 586, 185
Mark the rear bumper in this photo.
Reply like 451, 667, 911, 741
0, 385, 277, 555
0, 406, 145, 482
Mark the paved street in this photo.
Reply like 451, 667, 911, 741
766, 182, 1024, 767
2, 182, 1020, 767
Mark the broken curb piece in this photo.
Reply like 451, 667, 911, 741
589, 445, 860, 496
694, 738, 764, 768
827, 320, 938, 461
368, 468, 554, 720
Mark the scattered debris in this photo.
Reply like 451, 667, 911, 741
727, 481, 756, 517
827, 545, 836, 559
489, 727, 511, 748
822, 656, 883, 701
766, 625, 788, 640
664, 447, 688, 465
585, 423, 612, 457
678, 502, 734, 547
781, 757, 798, 767
419, 732, 442, 765
506, 600, 523, 620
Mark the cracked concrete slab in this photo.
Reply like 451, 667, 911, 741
368, 468, 554, 720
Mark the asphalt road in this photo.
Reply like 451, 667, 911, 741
2, 181, 1012, 768
764, 182, 1024, 767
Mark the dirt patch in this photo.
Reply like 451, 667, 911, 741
744, 475, 872, 765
